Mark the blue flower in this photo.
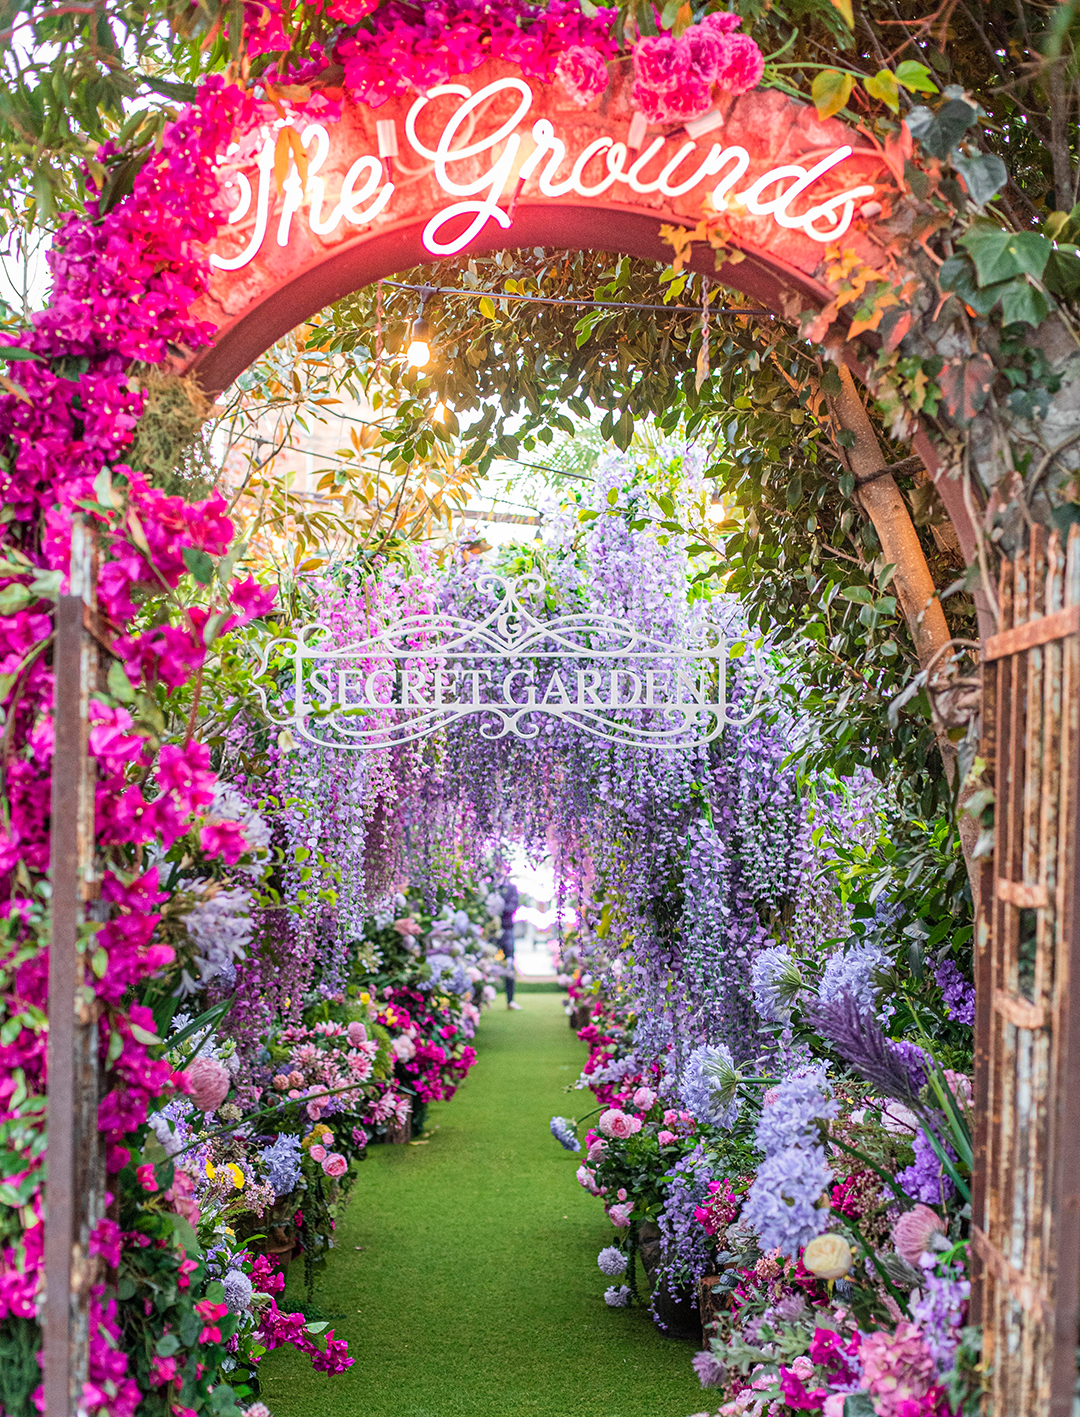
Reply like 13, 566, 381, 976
597, 1246, 627, 1276
550, 1116, 581, 1152
754, 1066, 837, 1154
260, 1133, 302, 1195
819, 943, 890, 1016
742, 1144, 831, 1257
678, 1044, 740, 1128
750, 945, 799, 1023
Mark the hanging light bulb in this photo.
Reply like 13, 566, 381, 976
406, 287, 434, 369
406, 314, 431, 369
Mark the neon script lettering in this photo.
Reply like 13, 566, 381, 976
210, 77, 877, 271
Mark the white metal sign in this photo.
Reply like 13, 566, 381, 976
253, 573, 758, 750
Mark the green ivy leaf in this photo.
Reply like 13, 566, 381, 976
958, 226, 1052, 286
906, 98, 977, 159
999, 280, 1050, 327
864, 69, 900, 112
811, 69, 854, 121
953, 152, 1008, 207
894, 60, 939, 93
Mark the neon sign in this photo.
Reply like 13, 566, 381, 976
211, 77, 877, 271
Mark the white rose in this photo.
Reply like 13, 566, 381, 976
802, 1233, 853, 1281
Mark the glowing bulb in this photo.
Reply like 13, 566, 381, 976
406, 315, 431, 369
407, 338, 430, 369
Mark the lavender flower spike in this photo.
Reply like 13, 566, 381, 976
802, 991, 919, 1104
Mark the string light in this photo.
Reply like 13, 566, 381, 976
406, 285, 435, 368
382, 279, 771, 319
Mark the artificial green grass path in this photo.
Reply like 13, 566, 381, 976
262, 992, 702, 1417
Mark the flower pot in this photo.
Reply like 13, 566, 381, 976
387, 1114, 412, 1144
636, 1222, 702, 1341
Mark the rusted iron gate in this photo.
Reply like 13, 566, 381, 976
44, 523, 108, 1416
973, 523, 1080, 1414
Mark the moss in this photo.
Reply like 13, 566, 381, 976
126, 366, 217, 499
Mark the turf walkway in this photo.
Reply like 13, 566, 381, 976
262, 989, 703, 1417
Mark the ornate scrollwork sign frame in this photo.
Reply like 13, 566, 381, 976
254, 573, 760, 750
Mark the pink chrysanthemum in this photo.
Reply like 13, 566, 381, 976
555, 45, 609, 106
714, 32, 764, 95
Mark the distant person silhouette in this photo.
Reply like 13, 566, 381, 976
499, 881, 521, 1010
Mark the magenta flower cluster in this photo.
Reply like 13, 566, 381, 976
331, 0, 618, 109
631, 13, 764, 124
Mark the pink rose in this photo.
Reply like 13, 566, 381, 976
309, 1144, 327, 1163
322, 1152, 347, 1178
272, 1074, 290, 1091
891, 1204, 946, 1265
183, 1056, 230, 1112
346, 1020, 368, 1046
617, 1188, 627, 1202
823, 1395, 847, 1417
632, 33, 689, 90
658, 1130, 677, 1145
790, 1356, 815, 1380
586, 1139, 607, 1162
663, 1109, 678, 1127
608, 1202, 634, 1228
555, 45, 609, 107
288, 1070, 304, 1088
713, 33, 764, 95
632, 1086, 656, 1111
598, 1108, 635, 1139
392, 917, 422, 937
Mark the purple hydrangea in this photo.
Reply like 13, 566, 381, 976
604, 1285, 632, 1307
260, 1133, 302, 1195
934, 959, 976, 1027
223, 1268, 254, 1314
890, 1039, 931, 1095
742, 1144, 832, 1257
898, 1127, 956, 1206
692, 1349, 726, 1387
550, 1116, 581, 1152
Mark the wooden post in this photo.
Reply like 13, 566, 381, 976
44, 524, 104, 1417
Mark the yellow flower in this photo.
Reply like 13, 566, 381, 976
205, 1160, 216, 1180
226, 1163, 245, 1191
359, 991, 370, 1006
224, 1227, 235, 1237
